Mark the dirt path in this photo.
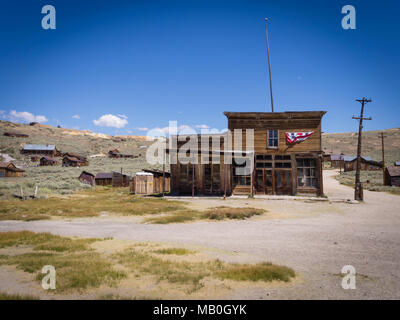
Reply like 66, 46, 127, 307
1, 170, 399, 299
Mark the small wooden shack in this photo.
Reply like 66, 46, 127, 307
108, 149, 135, 158
142, 169, 171, 194
4, 132, 29, 138
62, 153, 88, 167
40, 157, 58, 166
385, 166, 400, 187
0, 162, 25, 177
95, 173, 113, 186
343, 156, 383, 172
134, 172, 154, 194
78, 171, 95, 186
112, 172, 129, 187
21, 144, 57, 156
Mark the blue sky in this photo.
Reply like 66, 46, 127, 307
0, 0, 399, 135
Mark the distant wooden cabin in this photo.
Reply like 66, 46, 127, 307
4, 132, 29, 138
108, 149, 135, 158
112, 172, 129, 187
40, 157, 58, 166
78, 171, 95, 186
343, 156, 382, 172
168, 111, 326, 197
94, 172, 128, 186
21, 144, 57, 156
330, 154, 344, 168
385, 166, 400, 187
95, 173, 113, 186
62, 153, 88, 167
0, 162, 25, 177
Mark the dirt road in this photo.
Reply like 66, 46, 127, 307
1, 170, 399, 299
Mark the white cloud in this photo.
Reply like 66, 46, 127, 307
72, 114, 80, 119
135, 127, 149, 131
9, 110, 48, 123
195, 124, 210, 129
117, 114, 128, 119
93, 114, 128, 128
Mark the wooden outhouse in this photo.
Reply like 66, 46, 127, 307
142, 169, 171, 193
112, 172, 129, 187
134, 172, 154, 194
168, 111, 326, 197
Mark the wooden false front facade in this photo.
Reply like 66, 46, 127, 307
169, 111, 326, 197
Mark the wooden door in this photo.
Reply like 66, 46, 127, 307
255, 169, 273, 194
274, 170, 292, 195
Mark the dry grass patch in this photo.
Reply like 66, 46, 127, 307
217, 262, 295, 282
153, 248, 195, 255
0, 188, 186, 221
203, 206, 265, 220
113, 247, 294, 293
0, 292, 39, 300
0, 231, 126, 292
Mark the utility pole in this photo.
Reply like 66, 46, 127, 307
265, 18, 274, 112
352, 98, 372, 201
380, 132, 386, 185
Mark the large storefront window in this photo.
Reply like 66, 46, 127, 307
297, 158, 317, 187
233, 158, 251, 186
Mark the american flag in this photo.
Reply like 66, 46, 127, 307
285, 131, 314, 144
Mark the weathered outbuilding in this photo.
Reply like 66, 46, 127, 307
62, 153, 88, 167
343, 156, 382, 172
78, 171, 95, 186
4, 132, 29, 138
112, 172, 129, 187
0, 162, 25, 177
95, 173, 113, 186
142, 169, 171, 194
40, 157, 58, 166
133, 172, 154, 194
385, 166, 400, 187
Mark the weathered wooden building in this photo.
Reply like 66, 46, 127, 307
385, 166, 400, 187
108, 149, 135, 158
0, 162, 25, 177
21, 144, 57, 156
39, 157, 58, 166
4, 132, 29, 138
168, 111, 326, 197
62, 153, 88, 167
112, 172, 129, 187
343, 156, 382, 172
94, 172, 129, 187
78, 171, 95, 186
95, 173, 113, 186
131, 169, 171, 194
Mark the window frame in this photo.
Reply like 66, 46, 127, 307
267, 129, 279, 149
296, 158, 317, 188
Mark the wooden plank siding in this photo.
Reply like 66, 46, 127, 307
168, 111, 326, 197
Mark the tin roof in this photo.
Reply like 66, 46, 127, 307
95, 173, 113, 179
343, 155, 372, 162
394, 162, 400, 166
23, 144, 55, 151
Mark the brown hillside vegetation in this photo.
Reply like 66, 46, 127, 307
322, 127, 400, 165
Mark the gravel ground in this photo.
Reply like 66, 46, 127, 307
1, 170, 399, 299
